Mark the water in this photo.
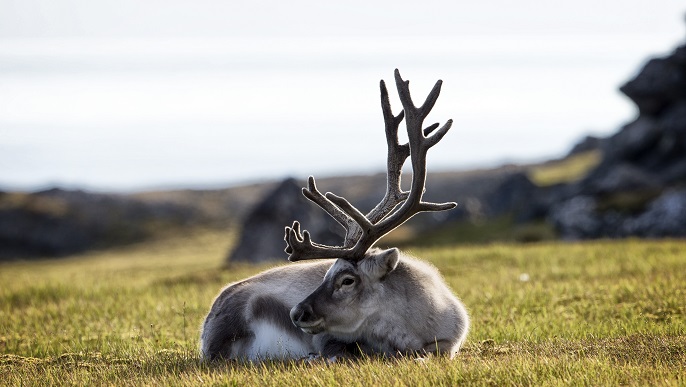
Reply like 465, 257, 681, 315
0, 34, 681, 191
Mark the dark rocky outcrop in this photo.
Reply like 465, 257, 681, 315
437, 169, 541, 224
568, 135, 604, 156
0, 188, 204, 259
227, 178, 343, 264
550, 33, 686, 239
620, 46, 686, 116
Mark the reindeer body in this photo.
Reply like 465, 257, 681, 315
200, 70, 470, 362
200, 249, 469, 361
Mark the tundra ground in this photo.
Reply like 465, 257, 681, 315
1, 230, 684, 385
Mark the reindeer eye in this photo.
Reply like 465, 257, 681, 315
341, 278, 355, 286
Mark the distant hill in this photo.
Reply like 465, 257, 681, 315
0, 183, 270, 259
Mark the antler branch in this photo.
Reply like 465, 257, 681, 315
300, 176, 362, 247
285, 69, 456, 262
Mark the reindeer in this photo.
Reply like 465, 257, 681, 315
200, 69, 469, 361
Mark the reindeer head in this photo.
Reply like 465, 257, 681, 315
285, 69, 456, 335
290, 247, 400, 335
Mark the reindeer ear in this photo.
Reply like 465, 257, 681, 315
364, 248, 400, 280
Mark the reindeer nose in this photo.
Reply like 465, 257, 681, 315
290, 303, 314, 325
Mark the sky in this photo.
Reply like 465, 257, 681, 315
1, 1, 685, 192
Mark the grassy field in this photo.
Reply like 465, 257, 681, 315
1, 230, 685, 385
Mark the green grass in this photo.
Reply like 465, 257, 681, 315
528, 150, 602, 187
1, 231, 685, 385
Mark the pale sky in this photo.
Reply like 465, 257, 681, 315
1, 1, 685, 191
1, 1, 683, 38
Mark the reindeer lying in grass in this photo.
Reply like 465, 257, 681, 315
200, 69, 469, 361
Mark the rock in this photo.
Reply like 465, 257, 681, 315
548, 196, 601, 240
583, 163, 661, 196
481, 172, 547, 223
600, 117, 661, 164
652, 102, 686, 183
568, 135, 604, 155
619, 44, 686, 116
673, 44, 686, 65
432, 167, 532, 223
621, 189, 686, 237
227, 178, 343, 264
551, 30, 686, 239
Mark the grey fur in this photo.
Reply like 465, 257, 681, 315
200, 248, 469, 360
251, 295, 304, 338
200, 260, 331, 360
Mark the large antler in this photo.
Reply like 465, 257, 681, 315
285, 69, 456, 262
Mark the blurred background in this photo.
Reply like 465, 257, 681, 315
1, 1, 685, 261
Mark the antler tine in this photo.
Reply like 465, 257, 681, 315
300, 176, 362, 247
365, 80, 410, 224
284, 221, 349, 261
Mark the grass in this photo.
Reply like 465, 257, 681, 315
1, 230, 685, 385
527, 150, 602, 187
